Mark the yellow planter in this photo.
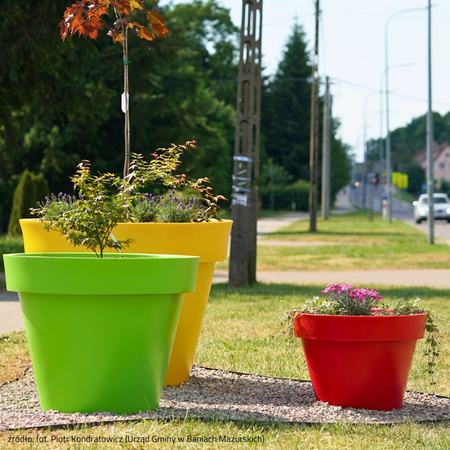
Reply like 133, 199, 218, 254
20, 219, 232, 386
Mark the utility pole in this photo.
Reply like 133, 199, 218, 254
385, 7, 427, 223
321, 76, 331, 219
309, 0, 320, 231
229, 0, 263, 287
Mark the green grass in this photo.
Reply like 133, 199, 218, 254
264, 211, 417, 243
257, 209, 298, 218
1, 284, 449, 448
248, 212, 450, 271
393, 190, 416, 204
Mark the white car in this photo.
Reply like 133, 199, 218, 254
413, 193, 450, 224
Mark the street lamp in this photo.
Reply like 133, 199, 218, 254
384, 6, 427, 223
426, 0, 434, 244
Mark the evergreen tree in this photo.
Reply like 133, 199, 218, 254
261, 23, 351, 209
262, 23, 312, 181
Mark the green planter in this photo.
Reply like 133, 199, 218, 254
3, 252, 199, 414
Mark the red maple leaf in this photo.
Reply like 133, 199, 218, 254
60, 1, 108, 40
146, 9, 168, 38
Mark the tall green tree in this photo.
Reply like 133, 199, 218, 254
365, 111, 450, 194
0, 0, 238, 229
262, 23, 312, 181
261, 23, 350, 208
367, 112, 450, 168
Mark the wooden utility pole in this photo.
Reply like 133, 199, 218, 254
321, 76, 331, 220
229, 0, 263, 287
309, 0, 320, 231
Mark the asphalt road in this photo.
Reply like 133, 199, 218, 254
351, 182, 450, 244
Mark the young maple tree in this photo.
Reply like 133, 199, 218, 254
59, 0, 169, 177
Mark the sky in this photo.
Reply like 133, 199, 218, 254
166, 1, 450, 162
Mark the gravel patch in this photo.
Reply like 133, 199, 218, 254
1, 366, 449, 430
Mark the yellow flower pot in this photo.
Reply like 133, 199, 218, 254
20, 219, 232, 386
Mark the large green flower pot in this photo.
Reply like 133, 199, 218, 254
3, 252, 199, 414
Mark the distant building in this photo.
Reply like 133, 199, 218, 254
414, 142, 450, 183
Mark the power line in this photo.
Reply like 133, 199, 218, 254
330, 76, 450, 107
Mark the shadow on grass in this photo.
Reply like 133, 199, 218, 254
210, 283, 450, 301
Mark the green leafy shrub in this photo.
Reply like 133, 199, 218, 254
32, 142, 226, 257
0, 236, 24, 271
260, 180, 309, 211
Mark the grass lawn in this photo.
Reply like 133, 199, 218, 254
218, 211, 450, 271
1, 284, 449, 449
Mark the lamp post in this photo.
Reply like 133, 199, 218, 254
384, 6, 427, 223
426, 0, 434, 244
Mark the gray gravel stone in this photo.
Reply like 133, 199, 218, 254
1, 366, 449, 430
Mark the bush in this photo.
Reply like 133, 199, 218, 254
0, 236, 24, 271
260, 180, 309, 211
8, 170, 49, 236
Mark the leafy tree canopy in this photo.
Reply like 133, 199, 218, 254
0, 0, 238, 230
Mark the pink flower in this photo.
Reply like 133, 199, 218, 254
348, 288, 383, 303
321, 283, 353, 295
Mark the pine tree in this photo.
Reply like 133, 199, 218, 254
261, 23, 351, 208
262, 23, 312, 180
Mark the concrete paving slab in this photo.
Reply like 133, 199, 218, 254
213, 269, 450, 288
0, 299, 24, 334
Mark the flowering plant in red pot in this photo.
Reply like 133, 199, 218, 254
290, 284, 440, 411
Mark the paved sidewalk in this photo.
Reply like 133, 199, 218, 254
213, 268, 450, 288
2, 189, 450, 335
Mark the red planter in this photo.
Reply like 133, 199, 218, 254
292, 312, 427, 411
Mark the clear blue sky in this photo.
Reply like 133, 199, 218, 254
166, 1, 450, 162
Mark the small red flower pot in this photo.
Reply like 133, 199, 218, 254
292, 312, 427, 411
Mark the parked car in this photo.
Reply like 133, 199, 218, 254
413, 193, 450, 223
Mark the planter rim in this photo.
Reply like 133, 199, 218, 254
290, 311, 427, 318
4, 252, 199, 295
292, 311, 427, 342
19, 219, 232, 262
20, 218, 232, 226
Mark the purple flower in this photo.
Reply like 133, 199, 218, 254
321, 283, 352, 295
